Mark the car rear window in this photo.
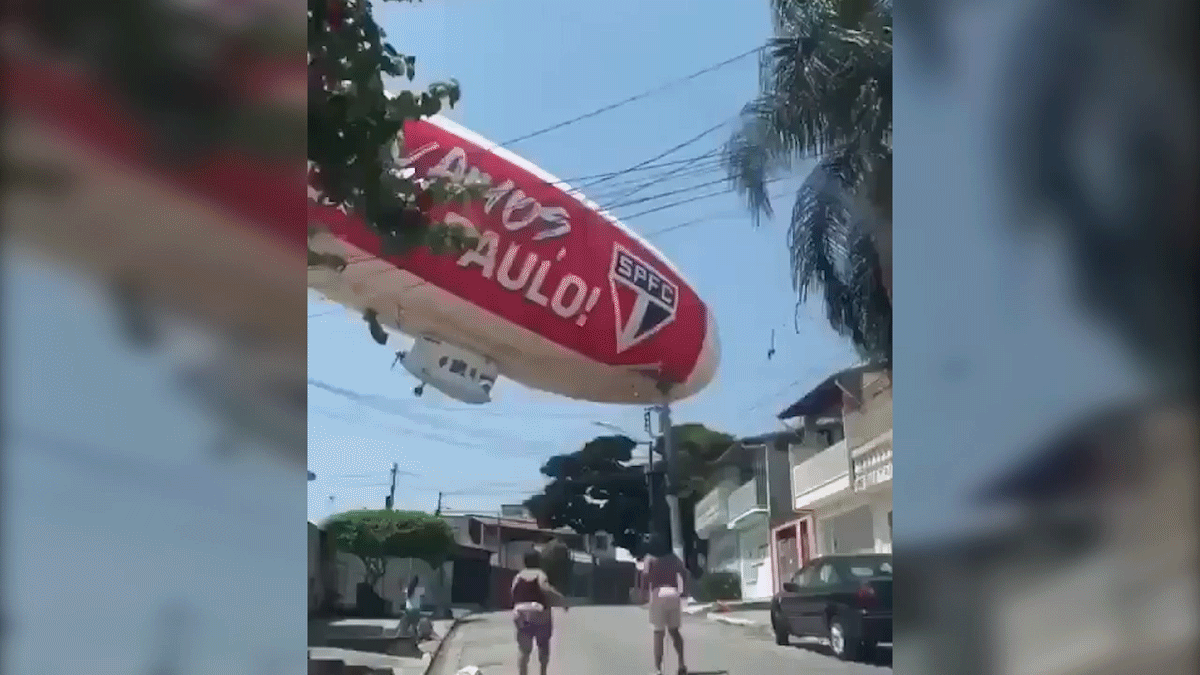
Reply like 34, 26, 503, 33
847, 559, 892, 577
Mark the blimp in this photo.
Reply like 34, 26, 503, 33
308, 115, 720, 405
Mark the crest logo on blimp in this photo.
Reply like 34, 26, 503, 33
609, 245, 678, 353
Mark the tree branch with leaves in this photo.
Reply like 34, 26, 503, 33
323, 509, 456, 593
308, 0, 483, 266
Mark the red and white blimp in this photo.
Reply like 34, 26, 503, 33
308, 115, 719, 405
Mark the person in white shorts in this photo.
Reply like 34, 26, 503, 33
640, 534, 688, 675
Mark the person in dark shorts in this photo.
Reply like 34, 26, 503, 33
511, 550, 567, 675
640, 534, 689, 675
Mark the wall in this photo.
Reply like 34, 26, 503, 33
765, 441, 794, 527
846, 370, 892, 449
707, 528, 740, 575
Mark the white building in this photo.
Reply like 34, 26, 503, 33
781, 365, 892, 561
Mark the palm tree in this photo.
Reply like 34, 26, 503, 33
725, 0, 892, 362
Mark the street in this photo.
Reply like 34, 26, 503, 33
431, 606, 892, 675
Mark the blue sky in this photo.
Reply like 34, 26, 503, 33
306, 0, 863, 521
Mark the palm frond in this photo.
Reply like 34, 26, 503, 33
788, 150, 890, 361
728, 0, 892, 360
723, 94, 806, 224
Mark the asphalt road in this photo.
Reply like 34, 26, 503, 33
432, 606, 892, 675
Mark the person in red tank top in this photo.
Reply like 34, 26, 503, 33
510, 550, 566, 675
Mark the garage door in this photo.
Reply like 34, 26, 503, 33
821, 505, 875, 554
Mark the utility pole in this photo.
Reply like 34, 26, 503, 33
643, 407, 655, 466
433, 491, 448, 619
385, 462, 398, 509
658, 401, 685, 561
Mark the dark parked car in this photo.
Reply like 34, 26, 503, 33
769, 553, 893, 661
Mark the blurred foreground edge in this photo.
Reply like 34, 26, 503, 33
901, 399, 1197, 675
2, 17, 307, 465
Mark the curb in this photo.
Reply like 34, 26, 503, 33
421, 611, 476, 675
706, 613, 775, 639
707, 615, 760, 627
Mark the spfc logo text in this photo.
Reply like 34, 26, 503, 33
609, 246, 678, 353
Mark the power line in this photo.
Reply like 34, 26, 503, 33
548, 150, 724, 187
499, 47, 763, 147
577, 119, 733, 192
616, 176, 792, 221
641, 186, 799, 239
586, 155, 730, 200
601, 174, 733, 212
585, 119, 737, 204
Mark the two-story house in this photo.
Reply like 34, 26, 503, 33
693, 430, 800, 600
779, 364, 893, 561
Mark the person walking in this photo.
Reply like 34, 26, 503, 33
402, 575, 425, 637
511, 550, 568, 675
640, 534, 689, 675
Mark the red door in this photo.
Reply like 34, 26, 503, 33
774, 526, 799, 591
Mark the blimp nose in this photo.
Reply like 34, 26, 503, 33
677, 305, 720, 400
702, 305, 720, 379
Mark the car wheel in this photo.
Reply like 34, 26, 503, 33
828, 617, 862, 661
771, 609, 790, 646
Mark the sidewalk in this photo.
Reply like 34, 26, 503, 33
682, 598, 772, 615
681, 600, 774, 639
309, 609, 473, 675
428, 612, 515, 674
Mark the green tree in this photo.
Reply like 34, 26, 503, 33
725, 0, 892, 363
323, 509, 456, 591
308, 0, 482, 266
524, 425, 735, 553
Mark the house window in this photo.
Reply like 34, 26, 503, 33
449, 359, 468, 375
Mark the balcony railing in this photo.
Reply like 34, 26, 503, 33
852, 433, 892, 491
695, 483, 729, 535
792, 439, 851, 510
726, 478, 767, 528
